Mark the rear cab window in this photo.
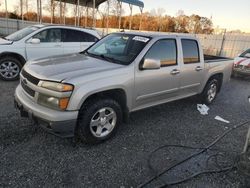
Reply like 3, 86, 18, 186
181, 39, 200, 64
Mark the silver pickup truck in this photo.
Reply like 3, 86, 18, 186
15, 32, 233, 143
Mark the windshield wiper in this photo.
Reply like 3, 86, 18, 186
99, 54, 119, 63
2, 37, 10, 41
84, 51, 121, 64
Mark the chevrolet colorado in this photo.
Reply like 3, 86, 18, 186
14, 32, 233, 143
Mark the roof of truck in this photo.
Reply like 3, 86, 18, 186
114, 31, 196, 39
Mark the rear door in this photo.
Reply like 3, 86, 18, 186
62, 29, 99, 55
26, 28, 63, 60
179, 39, 204, 96
62, 29, 81, 55
80, 32, 99, 51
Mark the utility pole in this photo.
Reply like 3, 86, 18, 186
20, 0, 24, 26
92, 0, 96, 27
118, 1, 122, 30
39, 0, 42, 23
219, 29, 227, 56
77, 0, 80, 26
129, 4, 133, 30
106, 0, 109, 34
59, 0, 62, 24
63, 2, 66, 25
139, 7, 143, 30
5, 0, 9, 34
26, 0, 28, 13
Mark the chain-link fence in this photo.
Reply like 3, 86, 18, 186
1, 17, 250, 58
197, 33, 250, 58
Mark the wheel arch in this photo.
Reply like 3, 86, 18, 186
0, 52, 26, 66
79, 88, 129, 123
205, 73, 224, 93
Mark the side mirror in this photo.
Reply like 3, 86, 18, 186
142, 59, 161, 70
30, 38, 40, 44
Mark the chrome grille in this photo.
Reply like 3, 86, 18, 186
21, 69, 40, 85
21, 79, 35, 97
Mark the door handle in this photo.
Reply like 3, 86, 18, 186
54, 44, 62, 47
170, 69, 180, 75
195, 66, 203, 71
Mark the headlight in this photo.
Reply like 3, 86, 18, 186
38, 93, 70, 110
38, 81, 74, 110
40, 81, 73, 92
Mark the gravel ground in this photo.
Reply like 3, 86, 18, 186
1, 78, 250, 188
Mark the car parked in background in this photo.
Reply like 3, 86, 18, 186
233, 48, 250, 77
0, 25, 100, 81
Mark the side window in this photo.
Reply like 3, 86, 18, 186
181, 39, 200, 64
33, 29, 61, 42
144, 39, 177, 67
62, 29, 98, 42
63, 29, 83, 42
33, 29, 48, 42
241, 49, 250, 57
84, 32, 99, 42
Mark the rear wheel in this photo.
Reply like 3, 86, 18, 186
200, 78, 219, 105
0, 56, 22, 81
76, 98, 122, 144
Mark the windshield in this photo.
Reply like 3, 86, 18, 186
239, 49, 250, 58
86, 33, 150, 65
5, 26, 40, 41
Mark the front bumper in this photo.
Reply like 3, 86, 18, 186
233, 68, 250, 76
14, 85, 78, 138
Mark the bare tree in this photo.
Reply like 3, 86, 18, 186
98, 2, 110, 28
150, 8, 166, 31
109, 0, 124, 27
44, 0, 59, 23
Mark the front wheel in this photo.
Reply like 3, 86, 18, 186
200, 78, 219, 105
0, 56, 22, 81
76, 98, 122, 144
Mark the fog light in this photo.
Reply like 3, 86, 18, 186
38, 93, 70, 110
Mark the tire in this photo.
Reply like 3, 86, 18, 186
76, 98, 123, 144
200, 78, 219, 105
0, 56, 22, 81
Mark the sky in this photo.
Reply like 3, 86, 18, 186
124, 0, 250, 32
1, 0, 250, 32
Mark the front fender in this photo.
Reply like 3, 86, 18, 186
67, 75, 133, 111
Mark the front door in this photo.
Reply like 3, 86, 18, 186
25, 28, 64, 60
134, 39, 181, 110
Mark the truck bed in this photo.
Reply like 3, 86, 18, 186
204, 55, 232, 63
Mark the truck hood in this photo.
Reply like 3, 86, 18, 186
24, 53, 125, 82
0, 38, 13, 45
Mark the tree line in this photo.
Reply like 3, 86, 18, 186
0, 0, 213, 34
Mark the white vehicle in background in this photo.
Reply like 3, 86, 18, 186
233, 48, 250, 77
0, 25, 100, 81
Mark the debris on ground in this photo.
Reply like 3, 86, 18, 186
215, 116, 230, 124
197, 104, 209, 115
